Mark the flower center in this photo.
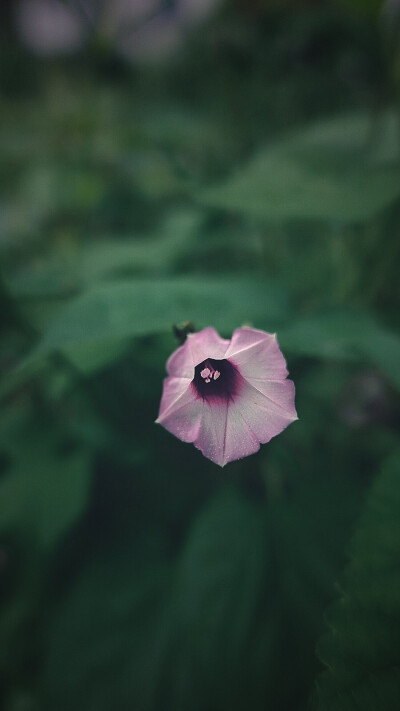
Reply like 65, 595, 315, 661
192, 358, 239, 400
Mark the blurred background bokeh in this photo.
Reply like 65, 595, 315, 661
1, 1, 400, 710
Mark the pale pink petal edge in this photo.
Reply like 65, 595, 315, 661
226, 327, 289, 381
166, 327, 230, 378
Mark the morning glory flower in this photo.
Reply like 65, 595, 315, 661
156, 326, 297, 467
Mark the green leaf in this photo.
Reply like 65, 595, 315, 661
336, 0, 382, 16
2, 276, 289, 396
202, 111, 400, 222
279, 310, 400, 391
0, 409, 92, 679
0, 413, 91, 551
61, 338, 131, 375
36, 468, 361, 711
312, 450, 400, 711
261, 460, 363, 710
4, 210, 202, 299
77, 210, 202, 283
36, 276, 289, 351
41, 558, 173, 711
172, 488, 269, 710
171, 468, 361, 711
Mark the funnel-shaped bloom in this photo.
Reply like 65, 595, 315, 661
156, 327, 297, 467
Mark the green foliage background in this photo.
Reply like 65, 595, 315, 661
1, 1, 399, 710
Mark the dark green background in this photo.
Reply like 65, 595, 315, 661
1, 1, 399, 710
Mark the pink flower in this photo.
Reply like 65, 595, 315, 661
156, 327, 297, 467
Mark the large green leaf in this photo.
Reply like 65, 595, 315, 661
41, 558, 173, 711
172, 488, 270, 711
36, 276, 289, 350
38, 467, 362, 711
169, 465, 361, 711
279, 310, 400, 391
0, 276, 288, 398
0, 412, 91, 551
0, 409, 91, 680
312, 450, 400, 711
202, 111, 400, 222
5, 210, 202, 298
79, 211, 202, 283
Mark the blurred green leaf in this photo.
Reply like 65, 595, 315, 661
202, 111, 400, 222
0, 416, 91, 552
36, 466, 362, 711
262, 458, 363, 710
0, 409, 92, 684
169, 464, 362, 711
0, 352, 48, 401
312, 449, 400, 711
172, 487, 270, 710
41, 558, 173, 711
2, 274, 289, 396
4, 210, 203, 297
335, 0, 383, 16
279, 310, 400, 391
35, 276, 289, 351
62, 338, 131, 375
76, 210, 202, 283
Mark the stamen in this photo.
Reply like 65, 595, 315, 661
192, 358, 239, 400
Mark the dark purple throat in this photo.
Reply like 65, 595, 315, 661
192, 358, 240, 401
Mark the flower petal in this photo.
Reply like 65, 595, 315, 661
167, 327, 229, 377
245, 377, 298, 420
194, 398, 260, 467
156, 375, 192, 420
225, 327, 289, 381
166, 343, 195, 379
156, 380, 203, 443
235, 378, 297, 445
